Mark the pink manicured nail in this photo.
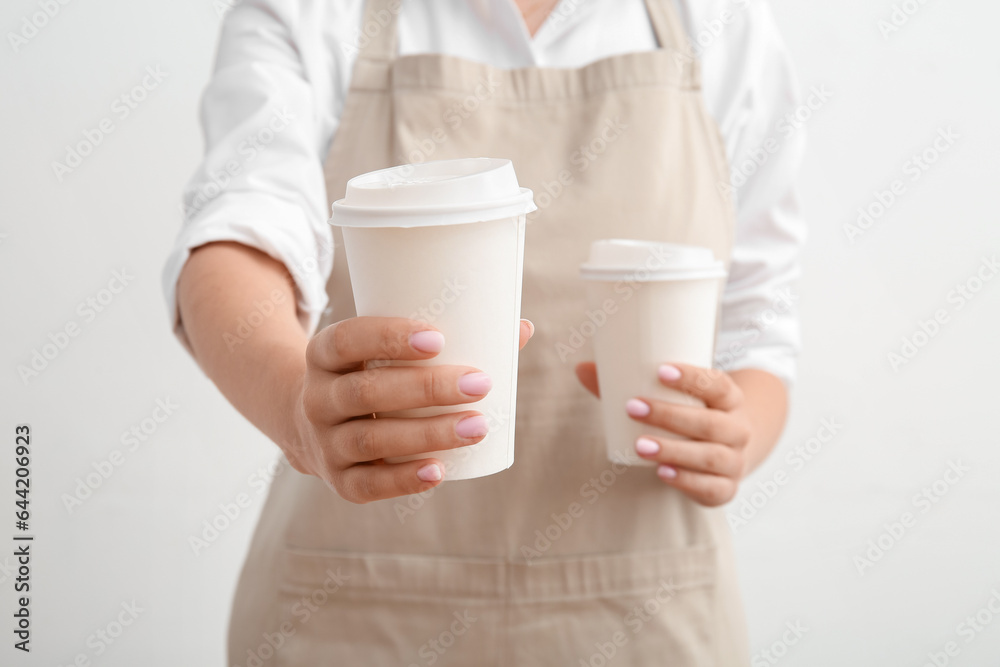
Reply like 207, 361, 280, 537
658, 364, 682, 382
458, 372, 492, 396
658, 465, 678, 480
417, 463, 443, 482
522, 319, 535, 337
626, 398, 651, 418
455, 415, 489, 438
410, 330, 445, 353
636, 437, 660, 456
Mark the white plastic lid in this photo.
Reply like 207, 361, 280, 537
330, 157, 536, 228
579, 239, 726, 281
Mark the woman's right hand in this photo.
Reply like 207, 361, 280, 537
284, 316, 533, 503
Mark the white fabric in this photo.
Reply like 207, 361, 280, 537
162, 0, 807, 384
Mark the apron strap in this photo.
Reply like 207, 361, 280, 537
644, 0, 694, 55
357, 0, 400, 61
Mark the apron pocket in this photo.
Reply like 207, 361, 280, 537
272, 544, 720, 667
274, 548, 506, 667
508, 546, 720, 667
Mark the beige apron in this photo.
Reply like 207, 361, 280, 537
228, 1, 748, 664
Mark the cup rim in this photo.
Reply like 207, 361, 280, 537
330, 188, 536, 228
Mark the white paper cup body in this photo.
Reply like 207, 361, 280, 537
330, 158, 533, 481
580, 240, 725, 467
342, 217, 525, 480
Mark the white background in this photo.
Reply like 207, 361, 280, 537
1, 0, 998, 665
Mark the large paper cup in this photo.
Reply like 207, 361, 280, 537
330, 158, 535, 480
580, 240, 727, 466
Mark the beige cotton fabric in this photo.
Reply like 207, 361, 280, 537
227, 0, 749, 664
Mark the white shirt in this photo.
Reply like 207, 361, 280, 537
163, 0, 807, 385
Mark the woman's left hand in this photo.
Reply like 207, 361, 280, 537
575, 361, 752, 507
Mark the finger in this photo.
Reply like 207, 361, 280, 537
656, 363, 743, 411
574, 362, 600, 397
625, 399, 750, 448
330, 365, 492, 420
655, 465, 737, 507
334, 458, 447, 504
307, 317, 445, 372
518, 319, 534, 350
634, 436, 743, 477
333, 411, 488, 464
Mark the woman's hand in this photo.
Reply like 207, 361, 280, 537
178, 242, 535, 505
575, 361, 753, 507
286, 317, 534, 504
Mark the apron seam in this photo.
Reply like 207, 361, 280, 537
389, 81, 699, 99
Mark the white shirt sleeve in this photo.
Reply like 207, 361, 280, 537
160, 0, 342, 351
685, 0, 809, 386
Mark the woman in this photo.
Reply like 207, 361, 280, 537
165, 0, 805, 663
